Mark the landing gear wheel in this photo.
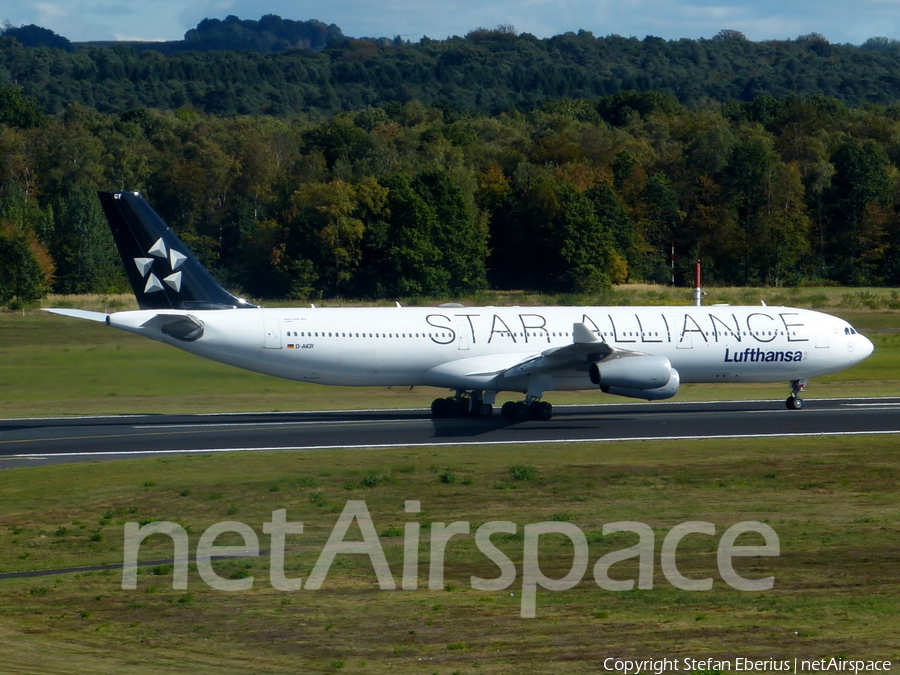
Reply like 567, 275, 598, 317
476, 403, 493, 418
513, 401, 530, 421
501, 400, 553, 421
501, 401, 517, 421
531, 401, 553, 421
786, 395, 803, 410
431, 397, 451, 418
431, 397, 465, 418
452, 397, 470, 416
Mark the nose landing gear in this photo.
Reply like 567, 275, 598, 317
785, 379, 807, 410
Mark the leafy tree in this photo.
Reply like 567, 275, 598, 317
291, 180, 367, 296
753, 161, 811, 285
411, 170, 487, 291
235, 219, 318, 299
721, 132, 779, 283
557, 182, 619, 291
475, 163, 511, 212
681, 175, 743, 284
586, 182, 634, 277
0, 85, 44, 128
597, 91, 680, 127
360, 174, 447, 297
826, 138, 891, 283
640, 173, 684, 283
0, 23, 72, 51
303, 115, 374, 170
46, 186, 123, 293
0, 226, 53, 305
486, 175, 557, 290
183, 16, 345, 53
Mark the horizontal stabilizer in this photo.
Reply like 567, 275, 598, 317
42, 308, 109, 323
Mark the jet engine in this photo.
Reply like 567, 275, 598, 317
589, 355, 680, 401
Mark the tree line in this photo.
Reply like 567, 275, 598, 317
2, 16, 366, 56
1, 89, 900, 305
7, 26, 900, 117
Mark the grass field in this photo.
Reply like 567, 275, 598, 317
0, 289, 897, 673
0, 438, 898, 673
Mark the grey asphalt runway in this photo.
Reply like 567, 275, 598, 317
2, 397, 900, 469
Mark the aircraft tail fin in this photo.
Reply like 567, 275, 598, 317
98, 191, 255, 310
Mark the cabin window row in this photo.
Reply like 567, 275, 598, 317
287, 331, 451, 338
285, 329, 797, 339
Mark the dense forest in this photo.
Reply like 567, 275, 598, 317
2, 80, 900, 306
1, 16, 350, 55
5, 24, 900, 116
2, 20, 900, 304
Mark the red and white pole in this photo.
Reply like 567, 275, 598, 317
670, 242, 675, 287
693, 260, 702, 307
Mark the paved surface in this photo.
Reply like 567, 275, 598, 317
3, 397, 900, 468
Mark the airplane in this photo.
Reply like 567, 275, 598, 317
44, 191, 875, 421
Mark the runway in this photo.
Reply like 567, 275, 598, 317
2, 397, 900, 468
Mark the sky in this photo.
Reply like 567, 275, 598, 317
1, 0, 899, 46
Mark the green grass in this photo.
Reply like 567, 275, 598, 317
0, 437, 898, 673
0, 288, 897, 418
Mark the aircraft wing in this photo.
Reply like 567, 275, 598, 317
43, 308, 204, 342
502, 322, 625, 378
424, 323, 644, 390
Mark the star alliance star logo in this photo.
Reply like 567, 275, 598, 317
133, 238, 187, 294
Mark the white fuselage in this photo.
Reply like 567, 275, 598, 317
107, 304, 874, 396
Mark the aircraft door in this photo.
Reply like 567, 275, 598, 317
815, 324, 830, 349
263, 318, 282, 349
675, 313, 692, 349
455, 317, 471, 350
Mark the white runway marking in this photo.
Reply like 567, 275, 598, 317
131, 419, 422, 429
5, 396, 899, 424
5, 429, 900, 460
843, 402, 900, 408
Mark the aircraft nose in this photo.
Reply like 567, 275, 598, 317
855, 334, 875, 361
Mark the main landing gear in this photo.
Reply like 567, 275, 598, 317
429, 391, 555, 421
500, 399, 553, 421
786, 379, 807, 410
431, 391, 493, 418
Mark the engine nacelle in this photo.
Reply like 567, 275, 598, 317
589, 355, 672, 390
601, 367, 680, 401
